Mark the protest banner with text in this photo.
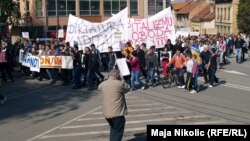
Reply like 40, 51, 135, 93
66, 8, 128, 52
127, 7, 175, 48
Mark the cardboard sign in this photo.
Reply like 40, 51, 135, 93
116, 58, 130, 76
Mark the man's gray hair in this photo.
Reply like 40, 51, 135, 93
108, 69, 121, 80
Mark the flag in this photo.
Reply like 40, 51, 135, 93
191, 44, 202, 64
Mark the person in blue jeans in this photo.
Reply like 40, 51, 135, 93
129, 51, 145, 91
234, 36, 244, 64
145, 46, 158, 87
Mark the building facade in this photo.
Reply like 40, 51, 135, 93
18, 0, 171, 39
215, 0, 239, 34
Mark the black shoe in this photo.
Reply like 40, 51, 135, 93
37, 78, 42, 81
72, 86, 80, 89
0, 97, 7, 104
87, 87, 94, 91
50, 80, 55, 85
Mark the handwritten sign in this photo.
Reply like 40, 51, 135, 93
116, 58, 130, 76
128, 7, 175, 48
58, 29, 64, 38
22, 32, 29, 39
19, 50, 40, 72
66, 8, 128, 52
40, 56, 62, 68
19, 50, 73, 70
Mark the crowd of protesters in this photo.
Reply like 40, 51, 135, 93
0, 33, 250, 104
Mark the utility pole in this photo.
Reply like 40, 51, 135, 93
56, 0, 59, 40
44, 0, 48, 40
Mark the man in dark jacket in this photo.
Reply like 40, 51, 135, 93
135, 45, 147, 79
234, 36, 244, 64
72, 45, 82, 89
107, 46, 116, 72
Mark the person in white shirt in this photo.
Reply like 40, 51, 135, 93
185, 54, 194, 92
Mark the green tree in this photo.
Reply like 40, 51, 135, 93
0, 0, 22, 25
237, 0, 250, 34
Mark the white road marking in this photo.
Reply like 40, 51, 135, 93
126, 99, 150, 103
39, 127, 145, 139
91, 107, 175, 115
185, 120, 227, 125
26, 106, 102, 141
128, 103, 161, 107
61, 115, 207, 129
198, 78, 250, 92
76, 111, 193, 121
222, 70, 249, 76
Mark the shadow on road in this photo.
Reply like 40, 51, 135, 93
0, 76, 98, 124
127, 132, 146, 141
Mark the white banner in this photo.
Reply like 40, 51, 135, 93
19, 50, 40, 72
127, 7, 175, 48
66, 8, 128, 52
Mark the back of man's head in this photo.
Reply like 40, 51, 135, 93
108, 69, 121, 80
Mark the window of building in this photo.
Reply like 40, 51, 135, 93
80, 0, 100, 16
130, 0, 138, 16
228, 7, 230, 20
35, 0, 43, 17
224, 8, 226, 20
104, 0, 127, 16
148, 0, 163, 15
47, 0, 75, 16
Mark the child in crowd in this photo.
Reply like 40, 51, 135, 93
161, 52, 169, 77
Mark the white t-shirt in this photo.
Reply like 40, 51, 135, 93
186, 59, 194, 73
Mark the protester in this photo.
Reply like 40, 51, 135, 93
168, 49, 186, 88
129, 51, 145, 91
207, 48, 219, 88
135, 44, 147, 79
91, 44, 104, 82
185, 54, 195, 93
107, 46, 116, 72
98, 69, 129, 141
192, 54, 199, 93
145, 46, 158, 87
72, 45, 82, 89
0, 42, 14, 82
234, 36, 244, 64
200, 45, 211, 84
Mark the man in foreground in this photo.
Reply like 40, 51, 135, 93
98, 69, 129, 141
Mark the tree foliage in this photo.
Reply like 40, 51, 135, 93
237, 0, 250, 34
0, 0, 22, 25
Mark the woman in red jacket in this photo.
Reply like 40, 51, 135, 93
129, 51, 145, 91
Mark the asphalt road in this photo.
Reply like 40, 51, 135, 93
0, 57, 250, 141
